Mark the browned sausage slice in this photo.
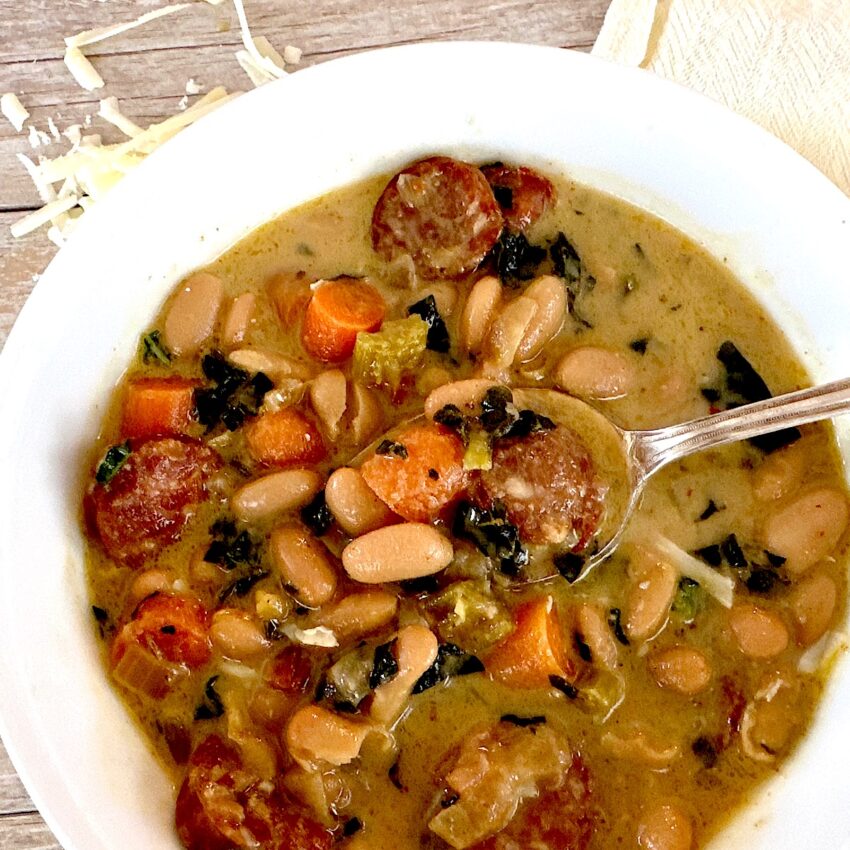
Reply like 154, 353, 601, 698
481, 164, 556, 233
476, 425, 603, 548
371, 156, 504, 280
89, 438, 221, 567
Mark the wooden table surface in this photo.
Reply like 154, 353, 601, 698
0, 1, 609, 846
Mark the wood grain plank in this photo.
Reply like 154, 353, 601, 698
0, 812, 60, 850
0, 742, 35, 818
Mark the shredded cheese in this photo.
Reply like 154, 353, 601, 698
231, 0, 286, 81
11, 195, 81, 238
1, 93, 29, 131
97, 97, 143, 138
63, 46, 104, 91
283, 45, 303, 65
185, 78, 203, 95
64, 4, 192, 48
254, 36, 287, 72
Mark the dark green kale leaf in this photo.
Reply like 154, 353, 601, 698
408, 295, 450, 353
453, 500, 529, 576
96, 441, 132, 485
412, 643, 484, 694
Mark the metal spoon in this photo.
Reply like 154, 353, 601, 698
515, 378, 850, 581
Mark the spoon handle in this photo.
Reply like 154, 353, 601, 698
630, 377, 850, 477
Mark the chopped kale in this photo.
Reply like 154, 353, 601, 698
399, 574, 442, 596
408, 295, 450, 353
549, 232, 581, 282
195, 351, 272, 431
205, 524, 259, 570
219, 570, 269, 602
194, 676, 224, 720
265, 618, 286, 641
574, 632, 592, 663
159, 625, 176, 635
745, 569, 779, 594
440, 792, 460, 809
720, 533, 747, 568
301, 490, 333, 536
91, 605, 108, 623
607, 608, 630, 646
412, 643, 484, 694
342, 818, 363, 837
698, 499, 721, 521
694, 544, 723, 567
549, 674, 579, 699
96, 441, 131, 485
453, 500, 529, 576
701, 387, 722, 403
369, 640, 399, 690
388, 760, 405, 791
765, 551, 787, 567
140, 330, 171, 365
692, 736, 719, 769
501, 408, 555, 440
428, 468, 440, 480
629, 338, 649, 355
553, 551, 584, 583
479, 385, 515, 434
492, 230, 547, 283
710, 341, 801, 453
673, 577, 705, 623
375, 439, 409, 459
433, 404, 469, 443
501, 714, 546, 727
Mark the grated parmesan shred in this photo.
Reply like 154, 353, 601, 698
1, 93, 29, 132
10, 1, 303, 243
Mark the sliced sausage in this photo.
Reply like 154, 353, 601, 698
371, 156, 503, 280
89, 438, 221, 567
476, 425, 604, 547
481, 163, 556, 232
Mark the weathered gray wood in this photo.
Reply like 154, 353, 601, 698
0, 0, 609, 845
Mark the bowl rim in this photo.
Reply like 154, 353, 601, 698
1, 40, 849, 850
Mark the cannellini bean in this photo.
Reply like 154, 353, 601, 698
127, 569, 170, 607
761, 487, 849, 575
483, 295, 538, 369
370, 625, 439, 725
347, 382, 383, 447
309, 369, 347, 439
248, 686, 292, 727
752, 444, 805, 501
270, 524, 338, 607
624, 549, 678, 642
788, 572, 836, 646
211, 609, 270, 661
574, 604, 618, 670
459, 275, 502, 354
221, 292, 256, 348
162, 272, 223, 357
637, 802, 693, 850
554, 346, 637, 400
231, 469, 322, 523
342, 523, 453, 583
729, 604, 789, 658
515, 275, 566, 362
424, 378, 499, 419
740, 679, 798, 762
325, 467, 397, 537
313, 591, 399, 643
601, 728, 680, 768
228, 348, 312, 382
285, 705, 372, 769
648, 645, 712, 695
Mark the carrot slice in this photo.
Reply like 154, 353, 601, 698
245, 407, 327, 468
360, 423, 468, 522
121, 377, 197, 440
486, 596, 576, 689
301, 278, 386, 363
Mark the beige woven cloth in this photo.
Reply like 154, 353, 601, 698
592, 0, 850, 195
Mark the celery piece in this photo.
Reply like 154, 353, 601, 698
463, 427, 492, 471
425, 580, 513, 655
352, 316, 428, 389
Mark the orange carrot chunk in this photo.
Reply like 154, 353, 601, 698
121, 377, 197, 440
301, 277, 386, 363
360, 423, 468, 523
486, 596, 576, 689
245, 407, 327, 468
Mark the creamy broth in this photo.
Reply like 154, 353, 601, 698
83, 161, 848, 850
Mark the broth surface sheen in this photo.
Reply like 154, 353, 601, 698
81, 158, 849, 850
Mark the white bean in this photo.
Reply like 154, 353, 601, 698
309, 369, 347, 440
231, 469, 322, 524
648, 645, 712, 695
270, 524, 338, 607
516, 275, 566, 362
211, 609, 270, 661
342, 523, 453, 583
459, 275, 502, 354
752, 443, 805, 501
424, 378, 499, 419
162, 272, 223, 357
554, 346, 637, 400
313, 591, 399, 643
285, 705, 372, 769
221, 292, 256, 348
370, 625, 439, 725
347, 382, 383, 447
325, 467, 397, 537
637, 802, 693, 850
574, 604, 618, 670
761, 487, 848, 574
228, 348, 312, 382
788, 572, 836, 646
483, 295, 538, 369
624, 549, 677, 641
729, 604, 789, 658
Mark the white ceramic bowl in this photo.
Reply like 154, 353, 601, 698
1, 42, 849, 850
